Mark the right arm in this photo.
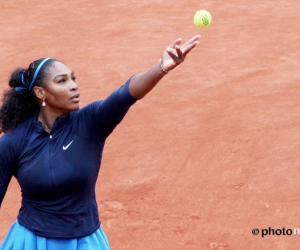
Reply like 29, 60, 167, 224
0, 134, 17, 207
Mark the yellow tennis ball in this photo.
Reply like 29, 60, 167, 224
194, 10, 212, 28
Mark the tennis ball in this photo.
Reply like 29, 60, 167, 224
194, 10, 212, 28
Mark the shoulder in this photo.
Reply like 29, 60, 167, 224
72, 101, 104, 117
0, 116, 33, 149
0, 126, 23, 144
0, 131, 19, 158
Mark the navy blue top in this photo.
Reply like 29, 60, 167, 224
0, 79, 137, 238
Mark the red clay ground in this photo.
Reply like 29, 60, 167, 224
1, 1, 300, 249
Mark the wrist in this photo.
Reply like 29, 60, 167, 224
159, 59, 171, 74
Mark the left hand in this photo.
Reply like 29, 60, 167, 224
161, 35, 201, 71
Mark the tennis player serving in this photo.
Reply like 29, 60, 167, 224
0, 35, 200, 250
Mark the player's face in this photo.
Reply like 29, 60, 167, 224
42, 61, 80, 116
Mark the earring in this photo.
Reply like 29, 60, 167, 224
42, 98, 46, 107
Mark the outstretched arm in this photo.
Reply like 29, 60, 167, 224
129, 35, 200, 99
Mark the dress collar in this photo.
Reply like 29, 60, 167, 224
34, 111, 70, 134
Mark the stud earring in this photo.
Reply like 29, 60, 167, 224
42, 98, 46, 107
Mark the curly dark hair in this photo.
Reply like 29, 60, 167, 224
0, 58, 56, 133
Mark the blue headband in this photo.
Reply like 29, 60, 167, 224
16, 57, 52, 91
15, 72, 28, 91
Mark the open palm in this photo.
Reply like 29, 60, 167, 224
161, 35, 201, 71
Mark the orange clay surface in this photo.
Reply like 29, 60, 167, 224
1, 1, 300, 249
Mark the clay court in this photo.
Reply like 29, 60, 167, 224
1, 0, 300, 249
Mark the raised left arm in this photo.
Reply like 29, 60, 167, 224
129, 35, 200, 99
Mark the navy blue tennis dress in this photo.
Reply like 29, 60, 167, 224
0, 79, 137, 250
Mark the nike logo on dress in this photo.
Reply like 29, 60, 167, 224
63, 140, 74, 150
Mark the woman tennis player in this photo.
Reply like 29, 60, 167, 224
0, 35, 200, 250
